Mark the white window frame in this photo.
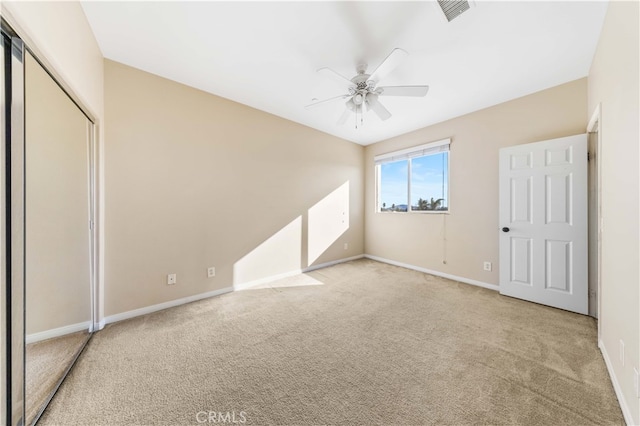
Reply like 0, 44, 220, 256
375, 138, 451, 214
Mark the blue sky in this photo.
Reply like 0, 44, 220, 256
379, 153, 448, 208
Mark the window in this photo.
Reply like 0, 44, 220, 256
375, 139, 450, 213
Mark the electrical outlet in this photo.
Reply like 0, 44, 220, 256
167, 273, 177, 285
344, 243, 348, 250
483, 261, 492, 271
207, 267, 216, 278
620, 340, 625, 366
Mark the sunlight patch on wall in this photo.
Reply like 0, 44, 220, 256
308, 182, 350, 265
233, 216, 302, 288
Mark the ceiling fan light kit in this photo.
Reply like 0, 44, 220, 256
306, 48, 430, 128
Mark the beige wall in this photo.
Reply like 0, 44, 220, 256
365, 78, 587, 285
25, 52, 91, 335
588, 1, 640, 423
104, 60, 364, 316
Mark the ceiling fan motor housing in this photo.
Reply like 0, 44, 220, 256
351, 73, 370, 87
350, 73, 376, 106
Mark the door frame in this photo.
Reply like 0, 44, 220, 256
587, 103, 603, 340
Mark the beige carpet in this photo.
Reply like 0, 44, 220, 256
26, 330, 89, 425
40, 259, 623, 425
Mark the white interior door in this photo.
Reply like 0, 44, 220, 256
499, 134, 588, 314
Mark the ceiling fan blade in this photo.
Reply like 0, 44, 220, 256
377, 85, 429, 97
366, 93, 392, 121
337, 108, 352, 126
317, 67, 356, 88
305, 94, 351, 109
367, 48, 408, 85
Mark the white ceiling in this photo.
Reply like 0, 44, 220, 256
81, 1, 608, 145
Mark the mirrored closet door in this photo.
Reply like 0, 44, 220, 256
24, 51, 94, 425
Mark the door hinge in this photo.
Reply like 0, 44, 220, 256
89, 220, 94, 230
587, 152, 591, 161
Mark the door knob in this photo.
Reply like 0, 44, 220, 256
502, 227, 510, 232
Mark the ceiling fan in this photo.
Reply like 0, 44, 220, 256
306, 48, 429, 127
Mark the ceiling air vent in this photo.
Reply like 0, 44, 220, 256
437, 0, 472, 22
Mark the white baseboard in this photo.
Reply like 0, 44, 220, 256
104, 287, 233, 325
599, 340, 635, 426
26, 321, 92, 344
363, 254, 499, 291
233, 254, 366, 291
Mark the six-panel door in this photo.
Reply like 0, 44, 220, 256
499, 134, 588, 315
